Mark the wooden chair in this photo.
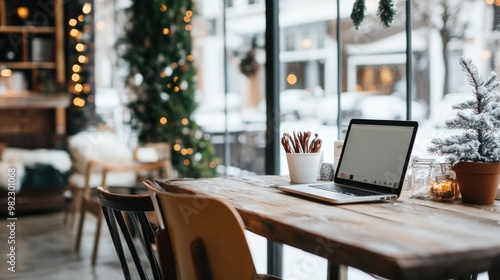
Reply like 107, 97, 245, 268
96, 186, 162, 280
68, 132, 173, 265
144, 180, 281, 280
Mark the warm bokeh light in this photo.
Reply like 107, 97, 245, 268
187, 55, 194, 62
186, 10, 193, 17
69, 19, 77, 26
78, 55, 88, 64
17, 7, 29, 19
96, 20, 106, 30
287, 74, 297, 85
78, 15, 85, 22
173, 76, 179, 82
70, 28, 79, 37
173, 144, 181, 151
183, 159, 190, 166
173, 86, 180, 93
74, 84, 83, 92
73, 97, 85, 107
75, 43, 86, 52
301, 39, 312, 49
185, 24, 192, 31
83, 84, 92, 93
82, 3, 92, 14
72, 64, 81, 72
184, 16, 190, 23
181, 149, 188, 155
0, 69, 12, 77
162, 28, 169, 35
87, 95, 94, 103
187, 148, 193, 154
160, 117, 168, 125
181, 118, 189, 125
160, 4, 167, 12
160, 71, 166, 78
209, 162, 216, 168
71, 73, 81, 82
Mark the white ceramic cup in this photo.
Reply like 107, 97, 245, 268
286, 153, 322, 184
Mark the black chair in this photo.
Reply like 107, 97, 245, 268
96, 186, 162, 280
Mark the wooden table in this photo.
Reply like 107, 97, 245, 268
156, 176, 500, 280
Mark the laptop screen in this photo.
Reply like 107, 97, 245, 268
335, 119, 418, 194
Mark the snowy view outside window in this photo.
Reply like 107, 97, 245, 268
94, 0, 495, 279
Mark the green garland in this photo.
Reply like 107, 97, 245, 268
351, 0, 398, 30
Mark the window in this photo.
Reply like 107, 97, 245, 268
94, 0, 499, 278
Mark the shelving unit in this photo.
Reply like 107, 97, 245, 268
0, 0, 68, 149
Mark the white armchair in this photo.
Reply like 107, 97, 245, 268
65, 130, 174, 265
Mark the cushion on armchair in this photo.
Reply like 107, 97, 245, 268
68, 131, 134, 174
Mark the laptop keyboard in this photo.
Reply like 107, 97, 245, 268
310, 183, 377, 197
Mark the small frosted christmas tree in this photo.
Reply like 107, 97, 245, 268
428, 57, 500, 163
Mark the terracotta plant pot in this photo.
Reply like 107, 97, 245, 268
453, 162, 500, 205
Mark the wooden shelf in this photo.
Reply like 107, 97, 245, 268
0, 62, 56, 69
0, 0, 67, 148
0, 91, 69, 109
0, 25, 55, 34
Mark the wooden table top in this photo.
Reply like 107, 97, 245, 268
156, 176, 500, 280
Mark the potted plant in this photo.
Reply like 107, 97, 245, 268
427, 57, 500, 204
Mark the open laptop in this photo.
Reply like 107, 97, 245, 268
277, 119, 418, 204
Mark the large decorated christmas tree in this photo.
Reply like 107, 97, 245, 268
119, 0, 218, 177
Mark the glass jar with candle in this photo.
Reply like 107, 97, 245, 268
430, 163, 457, 201
410, 158, 436, 199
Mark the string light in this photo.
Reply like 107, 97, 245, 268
70, 28, 79, 37
173, 144, 181, 151
82, 3, 92, 14
185, 24, 192, 31
78, 55, 88, 64
75, 43, 86, 52
181, 118, 189, 125
70, 2, 93, 113
186, 10, 193, 17
83, 84, 91, 93
160, 117, 168, 125
74, 84, 83, 93
71, 73, 81, 82
162, 28, 170, 35
72, 64, 81, 72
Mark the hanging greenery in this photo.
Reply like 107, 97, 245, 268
351, 0, 398, 30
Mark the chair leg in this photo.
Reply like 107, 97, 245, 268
91, 213, 103, 266
66, 188, 82, 230
75, 205, 86, 252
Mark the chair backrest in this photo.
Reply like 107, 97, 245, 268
145, 180, 257, 280
96, 186, 162, 280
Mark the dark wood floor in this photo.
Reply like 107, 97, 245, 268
0, 209, 126, 280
